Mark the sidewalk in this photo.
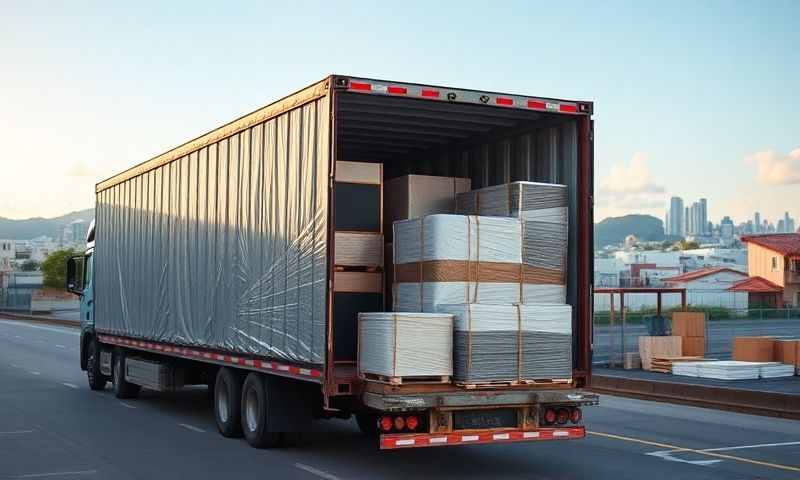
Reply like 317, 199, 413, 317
0, 311, 80, 328
591, 366, 800, 420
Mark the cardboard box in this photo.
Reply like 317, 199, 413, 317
732, 337, 775, 362
671, 312, 705, 337
774, 339, 800, 366
638, 336, 682, 371
335, 161, 383, 233
384, 175, 470, 240
623, 352, 642, 370
682, 337, 705, 357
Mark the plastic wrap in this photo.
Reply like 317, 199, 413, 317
94, 96, 330, 367
358, 312, 453, 378
436, 303, 572, 383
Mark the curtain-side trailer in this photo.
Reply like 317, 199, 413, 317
66, 75, 598, 450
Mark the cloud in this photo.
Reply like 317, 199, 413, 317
66, 161, 96, 177
596, 153, 667, 219
746, 148, 800, 185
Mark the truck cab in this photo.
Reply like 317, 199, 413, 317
66, 220, 102, 382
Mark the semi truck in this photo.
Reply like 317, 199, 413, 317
66, 75, 597, 450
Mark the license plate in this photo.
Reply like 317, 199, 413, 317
453, 409, 517, 430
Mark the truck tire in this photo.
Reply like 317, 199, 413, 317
241, 373, 282, 449
356, 412, 378, 437
112, 348, 140, 399
214, 368, 243, 438
86, 339, 108, 391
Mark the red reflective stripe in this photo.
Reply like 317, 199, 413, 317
349, 81, 371, 91
387, 86, 407, 95
528, 100, 546, 110
420, 89, 440, 98
496, 97, 513, 106
381, 427, 584, 449
559, 104, 578, 113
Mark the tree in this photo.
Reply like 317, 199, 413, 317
19, 259, 40, 272
41, 248, 78, 289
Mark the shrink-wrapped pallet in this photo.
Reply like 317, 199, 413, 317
435, 303, 572, 383
392, 215, 525, 311
358, 312, 453, 380
456, 182, 568, 304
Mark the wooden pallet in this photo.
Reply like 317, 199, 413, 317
457, 378, 572, 390
360, 373, 450, 386
650, 356, 714, 374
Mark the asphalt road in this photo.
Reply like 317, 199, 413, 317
594, 318, 800, 364
1, 318, 799, 480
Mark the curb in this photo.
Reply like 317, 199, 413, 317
0, 312, 80, 329
589, 374, 800, 420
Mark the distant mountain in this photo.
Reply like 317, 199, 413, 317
0, 208, 94, 240
595, 214, 664, 247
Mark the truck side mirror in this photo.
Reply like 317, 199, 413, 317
66, 255, 85, 295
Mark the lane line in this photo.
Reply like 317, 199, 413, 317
0, 321, 80, 336
55, 345, 66, 349
29, 371, 41, 376
119, 402, 136, 409
294, 463, 342, 480
62, 382, 79, 389
14, 470, 97, 478
178, 423, 205, 433
10, 363, 20, 368
588, 431, 800, 473
701, 441, 800, 453
0, 430, 36, 435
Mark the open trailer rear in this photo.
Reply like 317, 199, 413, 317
67, 75, 597, 449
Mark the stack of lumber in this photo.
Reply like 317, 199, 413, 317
638, 336, 682, 371
623, 352, 641, 370
434, 303, 572, 384
358, 312, 453, 384
671, 312, 705, 357
650, 356, 711, 374
456, 182, 568, 304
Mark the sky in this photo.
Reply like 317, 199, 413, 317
1, 1, 798, 226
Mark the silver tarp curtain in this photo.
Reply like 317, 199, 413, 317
95, 96, 330, 367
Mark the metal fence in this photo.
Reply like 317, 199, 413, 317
593, 307, 800, 366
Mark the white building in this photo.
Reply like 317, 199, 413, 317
0, 240, 13, 272
663, 267, 749, 309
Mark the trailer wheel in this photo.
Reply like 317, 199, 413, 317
241, 373, 282, 449
86, 339, 108, 391
214, 368, 243, 438
112, 348, 140, 399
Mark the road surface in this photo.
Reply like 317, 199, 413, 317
1, 317, 798, 480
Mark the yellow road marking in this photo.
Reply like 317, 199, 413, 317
588, 431, 800, 473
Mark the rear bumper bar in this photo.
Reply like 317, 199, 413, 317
380, 426, 585, 449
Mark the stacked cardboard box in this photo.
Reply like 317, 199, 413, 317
638, 336, 682, 371
774, 339, 799, 373
384, 175, 471, 241
732, 337, 775, 362
456, 181, 568, 303
671, 312, 705, 357
333, 161, 384, 362
358, 312, 453, 382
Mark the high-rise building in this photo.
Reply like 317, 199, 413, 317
720, 216, 734, 245
684, 206, 690, 235
783, 212, 795, 234
778, 219, 786, 233
667, 196, 684, 236
754, 212, 761, 233
699, 198, 708, 234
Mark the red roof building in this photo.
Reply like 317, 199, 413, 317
728, 276, 784, 308
741, 233, 800, 307
663, 267, 747, 284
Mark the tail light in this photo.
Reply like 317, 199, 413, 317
379, 416, 393, 432
406, 415, 419, 431
543, 408, 557, 424
556, 408, 569, 425
393, 416, 406, 430
570, 408, 582, 423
